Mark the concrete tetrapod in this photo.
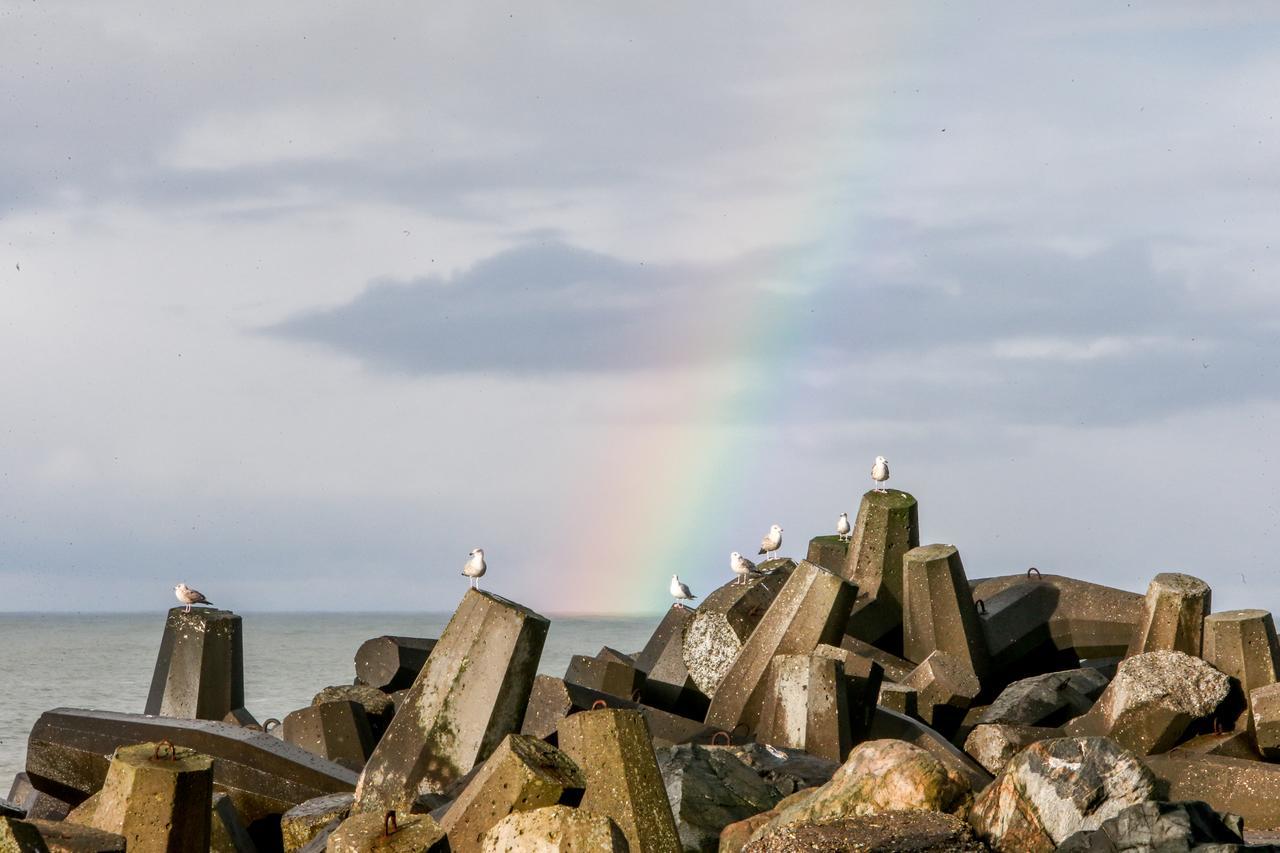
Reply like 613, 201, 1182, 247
1201, 608, 1280, 730
755, 654, 853, 763
841, 490, 919, 649
282, 700, 375, 772
902, 544, 989, 679
80, 742, 214, 853
145, 608, 255, 726
354, 589, 549, 813
682, 568, 793, 698
353, 636, 437, 692
1126, 572, 1211, 658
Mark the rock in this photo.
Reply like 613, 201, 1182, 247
353, 590, 549, 811
753, 739, 973, 843
24, 708, 356, 836
24, 820, 126, 852
1127, 573, 1211, 658
978, 668, 1110, 728
1202, 609, 1280, 731
963, 724, 1062, 775
744, 810, 987, 853
842, 490, 920, 649
1055, 800, 1245, 852
682, 571, 792, 697
564, 655, 645, 701
636, 606, 708, 718
479, 805, 629, 852
705, 561, 855, 734
1065, 651, 1230, 754
867, 708, 993, 793
655, 743, 783, 852
311, 685, 396, 741
557, 709, 681, 853
1144, 751, 1280, 831
283, 700, 375, 772
440, 734, 585, 853
969, 736, 1155, 853
903, 545, 990, 679
280, 793, 353, 852
710, 743, 837, 796
145, 608, 256, 726
0, 816, 47, 852
756, 653, 853, 763
210, 792, 256, 853
354, 636, 437, 692
1252, 682, 1280, 758
903, 650, 982, 733
327, 812, 446, 852
878, 683, 919, 718
71, 741, 213, 852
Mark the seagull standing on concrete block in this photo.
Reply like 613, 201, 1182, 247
758, 524, 783, 560
731, 551, 759, 585
836, 512, 851, 541
670, 574, 696, 608
174, 583, 212, 613
462, 548, 487, 589
871, 456, 890, 492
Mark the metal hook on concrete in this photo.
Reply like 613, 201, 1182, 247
975, 599, 986, 614
711, 731, 731, 746
263, 718, 281, 732
631, 690, 643, 703
153, 739, 177, 761
591, 699, 608, 710
1027, 567, 1042, 579
384, 810, 398, 837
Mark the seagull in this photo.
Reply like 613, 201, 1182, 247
670, 574, 696, 608
836, 512, 851, 541
174, 583, 212, 614
758, 524, 783, 560
871, 456, 890, 492
731, 551, 759, 585
462, 548, 487, 590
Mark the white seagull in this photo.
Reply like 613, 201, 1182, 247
462, 548, 487, 589
731, 551, 759, 585
871, 456, 890, 492
758, 524, 783, 560
174, 583, 212, 614
836, 512, 851, 541
670, 574, 696, 608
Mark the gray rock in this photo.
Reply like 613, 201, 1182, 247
979, 668, 1111, 727
1054, 800, 1245, 852
964, 723, 1063, 775
710, 743, 837, 796
656, 743, 783, 853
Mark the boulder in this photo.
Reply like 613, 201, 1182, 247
1127, 573, 1211, 658
353, 590, 549, 811
978, 667, 1109, 727
682, 571, 791, 697
709, 743, 837, 796
353, 636, 437, 692
963, 724, 1062, 775
479, 805, 629, 852
756, 654, 853, 763
145, 608, 256, 726
1065, 651, 1230, 754
655, 743, 783, 852
327, 812, 446, 852
969, 736, 1155, 853
1055, 800, 1245, 852
280, 792, 353, 852
77, 742, 214, 852
866, 708, 993, 793
743, 810, 987, 853
718, 790, 812, 853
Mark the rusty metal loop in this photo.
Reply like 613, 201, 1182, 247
631, 690, 642, 703
975, 598, 986, 614
384, 810, 398, 836
590, 699, 608, 710
710, 731, 731, 746
153, 739, 177, 761
263, 718, 281, 732
1027, 567, 1042, 579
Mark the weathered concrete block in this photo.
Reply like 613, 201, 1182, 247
479, 805, 629, 852
519, 675, 722, 748
902, 544, 989, 679
564, 655, 644, 700
635, 605, 694, 676
1065, 650, 1230, 755
812, 643, 882, 738
1127, 572, 1211, 658
24, 708, 357, 836
682, 569, 792, 697
0, 798, 21, 820
978, 667, 1110, 727
842, 489, 920, 608
838, 636, 914, 683
557, 709, 681, 853
902, 650, 981, 733
280, 792, 353, 852
843, 594, 903, 651
756, 654, 853, 763
805, 534, 849, 575
311, 685, 395, 742
0, 816, 46, 852
354, 590, 549, 812
1251, 681, 1280, 759
1169, 729, 1260, 760
705, 560, 855, 734
962, 723, 1062, 775
145, 608, 255, 725
877, 683, 918, 719
636, 607, 708, 718
354, 636, 437, 692
328, 811, 446, 852
440, 734, 585, 852
25, 819, 126, 852
655, 743, 783, 852
1202, 608, 1280, 730
1145, 751, 1280, 830
74, 742, 213, 853
283, 700, 375, 772
6, 773, 70, 822
596, 646, 636, 666
210, 792, 255, 853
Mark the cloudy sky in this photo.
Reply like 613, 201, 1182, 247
2, 2, 1279, 613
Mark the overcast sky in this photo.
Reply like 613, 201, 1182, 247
2, 3, 1279, 614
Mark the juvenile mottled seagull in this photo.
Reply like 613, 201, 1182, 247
871, 456, 890, 492
730, 551, 759, 585
174, 583, 212, 614
670, 574, 696, 608
462, 548, 487, 589
836, 512, 851, 541
758, 524, 783, 559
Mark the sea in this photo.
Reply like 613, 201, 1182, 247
0, 611, 661, 790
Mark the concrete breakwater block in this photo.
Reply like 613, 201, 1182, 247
354, 589, 549, 812
902, 544, 989, 680
311, 685, 396, 741
841, 490, 919, 651
805, 534, 849, 575
755, 654, 853, 763
328, 811, 447, 852
283, 700, 375, 772
812, 643, 883, 738
280, 792, 353, 852
563, 655, 644, 701
210, 792, 255, 853
705, 560, 855, 734
23, 818, 127, 852
354, 636, 437, 692
1145, 750, 1280, 830
145, 608, 256, 726
440, 734, 585, 852
1127, 572, 1211, 658
635, 606, 708, 718
902, 650, 982, 734
480, 805, 629, 852
682, 567, 793, 697
655, 743, 783, 852
24, 708, 357, 831
73, 741, 213, 853
557, 709, 681, 853
0, 816, 48, 852
519, 675, 721, 747
1202, 608, 1280, 730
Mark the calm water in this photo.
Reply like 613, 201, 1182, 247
0, 611, 660, 789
